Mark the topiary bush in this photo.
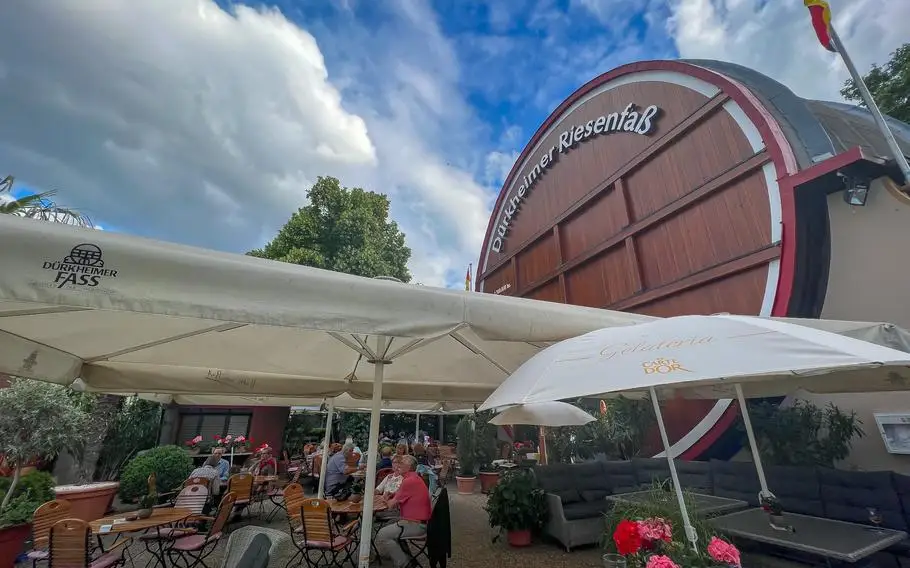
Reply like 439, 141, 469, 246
118, 445, 193, 502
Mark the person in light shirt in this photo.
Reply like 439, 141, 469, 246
375, 455, 432, 567
212, 447, 231, 483
376, 455, 404, 497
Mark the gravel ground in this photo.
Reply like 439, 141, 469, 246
20, 481, 606, 567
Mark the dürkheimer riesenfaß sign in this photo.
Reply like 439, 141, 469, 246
490, 103, 660, 254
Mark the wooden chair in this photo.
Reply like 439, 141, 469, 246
288, 498, 357, 568
263, 472, 303, 522
376, 467, 393, 485
312, 455, 323, 479
166, 492, 236, 568
283, 484, 306, 534
139, 484, 210, 557
48, 518, 127, 568
438, 459, 453, 486
226, 472, 254, 519
26, 499, 71, 566
396, 489, 447, 568
183, 477, 211, 489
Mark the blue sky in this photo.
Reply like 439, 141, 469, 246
0, 0, 906, 287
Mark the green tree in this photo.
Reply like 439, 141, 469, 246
841, 43, 910, 124
0, 175, 92, 226
249, 176, 412, 282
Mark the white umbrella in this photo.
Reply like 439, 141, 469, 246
489, 401, 595, 427
0, 214, 653, 567
479, 314, 910, 550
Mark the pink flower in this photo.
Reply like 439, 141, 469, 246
645, 555, 680, 568
707, 537, 741, 567
638, 518, 672, 543
224, 435, 233, 442
192, 435, 203, 444
235, 435, 246, 443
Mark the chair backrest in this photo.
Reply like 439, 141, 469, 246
184, 476, 211, 489
345, 452, 360, 467
49, 518, 91, 567
174, 484, 210, 515
228, 472, 254, 500
439, 461, 450, 482
210, 492, 237, 537
32, 499, 72, 549
312, 455, 323, 476
300, 498, 334, 544
148, 472, 157, 494
283, 484, 305, 531
376, 468, 393, 484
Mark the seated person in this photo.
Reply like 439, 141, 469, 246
188, 455, 222, 494
325, 442, 360, 495
415, 462, 438, 495
412, 443, 427, 464
377, 446, 394, 470
376, 456, 404, 497
252, 447, 277, 476
376, 456, 432, 568
395, 442, 408, 457
212, 447, 231, 483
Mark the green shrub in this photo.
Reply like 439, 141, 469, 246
118, 446, 193, 502
0, 471, 56, 505
484, 469, 547, 539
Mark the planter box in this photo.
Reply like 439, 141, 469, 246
54, 481, 120, 521
0, 524, 30, 568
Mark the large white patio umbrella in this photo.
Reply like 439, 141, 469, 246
489, 401, 595, 427
0, 215, 652, 567
479, 314, 910, 550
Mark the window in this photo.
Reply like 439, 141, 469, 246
177, 409, 252, 444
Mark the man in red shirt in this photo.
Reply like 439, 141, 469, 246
375, 455, 432, 567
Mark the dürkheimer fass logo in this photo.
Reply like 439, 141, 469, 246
42, 243, 118, 289
490, 103, 660, 254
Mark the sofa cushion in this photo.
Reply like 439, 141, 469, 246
819, 469, 906, 531
675, 460, 712, 492
581, 489, 609, 502
533, 464, 575, 493
563, 500, 610, 521
766, 465, 823, 517
711, 460, 761, 506
553, 488, 582, 505
573, 462, 611, 492
632, 458, 670, 488
603, 461, 637, 494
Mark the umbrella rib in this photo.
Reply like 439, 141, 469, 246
450, 330, 511, 375
83, 322, 246, 362
328, 332, 374, 359
0, 306, 91, 318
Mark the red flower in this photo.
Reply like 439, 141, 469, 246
613, 520, 642, 555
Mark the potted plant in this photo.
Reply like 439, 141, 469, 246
478, 464, 500, 493
0, 379, 91, 562
184, 435, 203, 455
137, 493, 157, 519
484, 469, 547, 547
454, 415, 477, 495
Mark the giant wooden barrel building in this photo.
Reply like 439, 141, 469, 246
476, 60, 910, 461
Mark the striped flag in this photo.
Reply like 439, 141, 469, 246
465, 264, 472, 291
804, 0, 836, 52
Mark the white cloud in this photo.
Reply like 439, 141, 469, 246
0, 0, 492, 288
667, 0, 910, 101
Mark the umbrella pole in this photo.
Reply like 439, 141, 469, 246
317, 398, 335, 499
357, 335, 389, 568
734, 383, 773, 500
415, 413, 420, 443
538, 426, 548, 465
649, 387, 698, 551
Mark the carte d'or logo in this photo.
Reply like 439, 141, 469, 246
642, 358, 690, 374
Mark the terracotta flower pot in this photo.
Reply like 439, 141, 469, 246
506, 529, 532, 547
0, 524, 30, 568
54, 481, 120, 521
455, 475, 476, 495
478, 471, 500, 493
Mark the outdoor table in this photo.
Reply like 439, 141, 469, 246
606, 490, 747, 517
328, 496, 389, 561
90, 507, 192, 568
709, 507, 908, 563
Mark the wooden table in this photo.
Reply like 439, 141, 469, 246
254, 475, 278, 484
607, 490, 747, 517
710, 507, 908, 563
91, 507, 192, 567
328, 496, 389, 515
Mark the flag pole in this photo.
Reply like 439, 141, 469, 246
828, 26, 910, 184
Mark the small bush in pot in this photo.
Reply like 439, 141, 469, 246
454, 415, 477, 494
119, 445, 193, 502
484, 468, 547, 547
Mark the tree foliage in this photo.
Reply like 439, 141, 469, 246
0, 175, 93, 227
0, 379, 91, 510
249, 176, 412, 282
841, 43, 910, 124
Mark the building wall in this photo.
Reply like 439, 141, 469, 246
801, 177, 910, 472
